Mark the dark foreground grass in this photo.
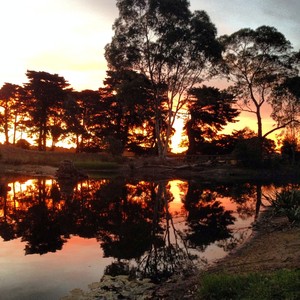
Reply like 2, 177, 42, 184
198, 269, 300, 300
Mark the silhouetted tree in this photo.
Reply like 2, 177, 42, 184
185, 86, 239, 155
101, 70, 158, 154
0, 83, 24, 144
221, 26, 299, 158
23, 71, 70, 151
105, 0, 222, 158
64, 90, 102, 152
273, 76, 300, 149
281, 137, 297, 163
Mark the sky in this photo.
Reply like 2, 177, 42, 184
0, 0, 299, 91
0, 0, 299, 146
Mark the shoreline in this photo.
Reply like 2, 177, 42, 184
2, 161, 300, 184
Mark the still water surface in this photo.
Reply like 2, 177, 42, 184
0, 176, 277, 299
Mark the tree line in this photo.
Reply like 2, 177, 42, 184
0, 0, 299, 158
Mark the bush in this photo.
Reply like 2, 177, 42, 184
271, 189, 300, 224
16, 139, 31, 149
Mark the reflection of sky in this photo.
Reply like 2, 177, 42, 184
0, 236, 111, 300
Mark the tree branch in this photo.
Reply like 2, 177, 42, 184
263, 119, 298, 139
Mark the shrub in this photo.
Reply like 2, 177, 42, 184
271, 189, 300, 224
16, 139, 31, 149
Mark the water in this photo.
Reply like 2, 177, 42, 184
0, 176, 278, 299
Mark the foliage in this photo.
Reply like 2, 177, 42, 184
233, 138, 276, 168
105, 0, 222, 157
198, 269, 300, 300
273, 76, 300, 142
281, 137, 298, 163
0, 83, 24, 144
185, 86, 239, 154
23, 71, 70, 151
64, 89, 104, 152
270, 189, 300, 223
101, 70, 158, 154
15, 139, 31, 150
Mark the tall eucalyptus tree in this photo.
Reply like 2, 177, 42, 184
105, 0, 222, 157
220, 26, 299, 148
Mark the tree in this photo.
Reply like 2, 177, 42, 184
23, 71, 70, 151
102, 70, 158, 154
105, 0, 222, 158
273, 76, 300, 148
64, 90, 102, 152
220, 26, 298, 155
0, 83, 24, 144
185, 86, 239, 155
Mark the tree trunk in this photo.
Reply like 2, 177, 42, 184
186, 120, 196, 155
154, 97, 164, 159
256, 108, 264, 164
38, 126, 43, 151
13, 114, 17, 145
4, 106, 9, 144
162, 110, 173, 157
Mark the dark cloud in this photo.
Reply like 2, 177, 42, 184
260, 0, 300, 21
190, 0, 300, 49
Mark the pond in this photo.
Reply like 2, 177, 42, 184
0, 176, 280, 299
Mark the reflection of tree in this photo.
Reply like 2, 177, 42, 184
137, 182, 196, 282
0, 176, 268, 279
210, 182, 260, 220
19, 203, 66, 255
94, 180, 196, 281
0, 182, 15, 241
13, 179, 66, 254
225, 183, 257, 220
184, 181, 236, 250
95, 179, 154, 260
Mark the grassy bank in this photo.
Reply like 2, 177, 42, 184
0, 144, 122, 171
198, 269, 300, 300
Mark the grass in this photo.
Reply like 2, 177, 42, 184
197, 269, 300, 300
74, 161, 120, 170
0, 144, 123, 170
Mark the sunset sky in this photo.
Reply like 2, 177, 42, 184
0, 0, 299, 146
